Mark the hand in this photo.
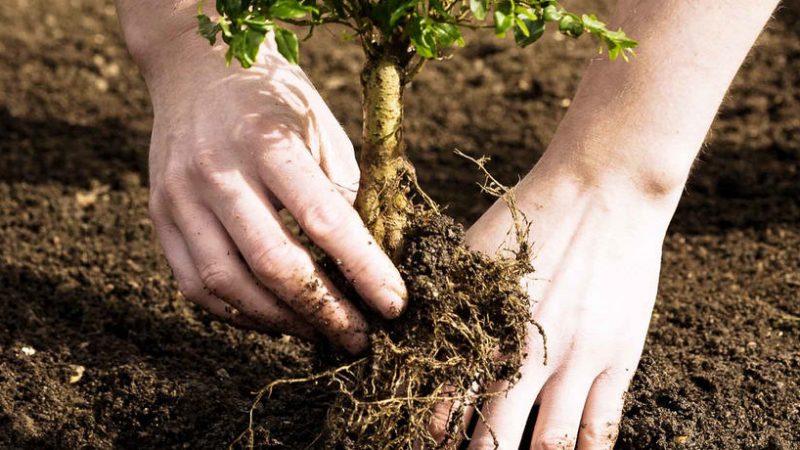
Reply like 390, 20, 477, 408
431, 165, 675, 449
122, 14, 406, 354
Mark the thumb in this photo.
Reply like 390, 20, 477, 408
318, 117, 360, 205
299, 80, 360, 205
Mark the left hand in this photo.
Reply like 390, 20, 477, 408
116, 1, 408, 353
431, 167, 675, 449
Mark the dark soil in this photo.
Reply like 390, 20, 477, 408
1, 1, 798, 449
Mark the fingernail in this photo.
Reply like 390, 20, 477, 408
382, 286, 407, 319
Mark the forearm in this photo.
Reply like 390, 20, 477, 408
521, 0, 780, 208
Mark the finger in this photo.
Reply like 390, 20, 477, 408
193, 170, 369, 354
291, 65, 360, 205
259, 134, 406, 319
529, 371, 596, 450
151, 210, 275, 332
165, 195, 317, 340
468, 364, 549, 450
577, 369, 631, 450
317, 114, 360, 205
428, 383, 478, 447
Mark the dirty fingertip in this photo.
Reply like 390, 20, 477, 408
380, 287, 408, 319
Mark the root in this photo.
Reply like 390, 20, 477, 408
453, 149, 529, 250
233, 153, 544, 450
233, 209, 535, 449
230, 359, 369, 450
455, 149, 547, 366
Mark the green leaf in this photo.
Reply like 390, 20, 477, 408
580, 14, 605, 33
576, 14, 638, 60
515, 16, 529, 37
389, 0, 419, 27
542, 5, 562, 22
370, 0, 418, 33
225, 47, 234, 66
197, 14, 220, 45
604, 33, 637, 60
218, 0, 243, 17
269, 0, 311, 20
244, 16, 270, 32
230, 27, 266, 68
470, 0, 487, 20
514, 17, 545, 47
493, 1, 515, 37
431, 21, 464, 47
518, 7, 537, 21
274, 27, 300, 64
409, 16, 436, 58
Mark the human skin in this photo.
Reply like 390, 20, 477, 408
428, 0, 781, 448
115, 1, 408, 354
116, 0, 781, 448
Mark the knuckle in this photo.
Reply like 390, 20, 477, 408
190, 151, 226, 185
579, 421, 619, 449
250, 240, 297, 283
534, 432, 577, 450
330, 310, 361, 335
198, 262, 235, 295
234, 117, 269, 147
348, 253, 375, 280
161, 176, 186, 206
298, 201, 348, 238
175, 276, 205, 302
335, 171, 360, 203
235, 114, 300, 149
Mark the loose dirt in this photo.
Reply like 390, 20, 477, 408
1, 1, 798, 448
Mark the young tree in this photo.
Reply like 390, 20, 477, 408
198, 0, 635, 256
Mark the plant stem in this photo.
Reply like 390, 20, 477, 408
355, 54, 415, 259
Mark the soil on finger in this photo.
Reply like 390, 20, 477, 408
0, 0, 798, 449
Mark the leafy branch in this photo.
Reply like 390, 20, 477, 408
198, 0, 636, 68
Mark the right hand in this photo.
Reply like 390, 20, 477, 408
122, 11, 406, 354
429, 169, 672, 449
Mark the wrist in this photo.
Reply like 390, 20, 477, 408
532, 124, 691, 211
508, 155, 682, 241
116, 0, 207, 84
525, 171, 677, 223
467, 166, 674, 261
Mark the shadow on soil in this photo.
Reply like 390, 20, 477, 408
0, 107, 149, 188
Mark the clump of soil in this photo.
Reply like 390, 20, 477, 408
238, 209, 534, 449
1, 0, 798, 449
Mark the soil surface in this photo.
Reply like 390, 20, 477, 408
1, 0, 798, 449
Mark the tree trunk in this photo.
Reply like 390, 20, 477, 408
355, 55, 415, 259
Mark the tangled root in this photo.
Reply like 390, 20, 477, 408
233, 209, 539, 450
